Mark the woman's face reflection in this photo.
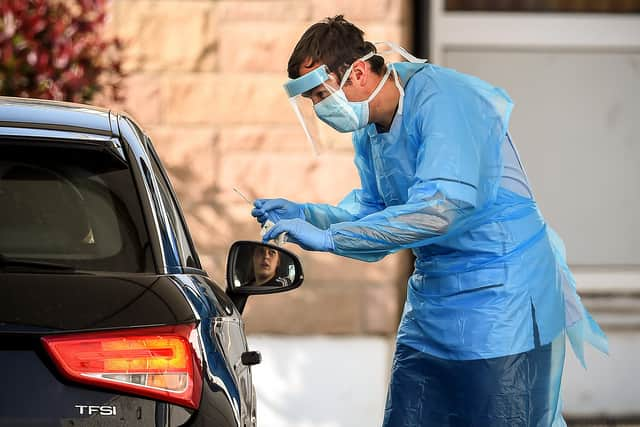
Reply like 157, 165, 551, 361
252, 246, 280, 285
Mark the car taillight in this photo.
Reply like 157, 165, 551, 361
41, 324, 202, 409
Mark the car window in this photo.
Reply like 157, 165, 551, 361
146, 141, 199, 270
0, 141, 154, 272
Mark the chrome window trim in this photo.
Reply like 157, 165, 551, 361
0, 120, 111, 136
0, 126, 113, 142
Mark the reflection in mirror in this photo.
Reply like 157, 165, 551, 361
232, 243, 297, 290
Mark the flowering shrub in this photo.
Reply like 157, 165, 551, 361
0, 0, 124, 103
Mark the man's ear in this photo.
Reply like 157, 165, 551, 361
350, 60, 369, 88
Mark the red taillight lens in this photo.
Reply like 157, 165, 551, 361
41, 324, 202, 409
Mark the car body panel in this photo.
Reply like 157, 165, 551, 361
0, 274, 197, 333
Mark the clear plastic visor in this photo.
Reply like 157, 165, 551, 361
283, 66, 343, 155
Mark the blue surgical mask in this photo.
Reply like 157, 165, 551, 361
314, 64, 392, 133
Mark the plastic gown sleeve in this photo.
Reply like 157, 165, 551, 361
303, 189, 385, 230
329, 185, 466, 262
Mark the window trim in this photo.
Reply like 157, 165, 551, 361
145, 138, 204, 273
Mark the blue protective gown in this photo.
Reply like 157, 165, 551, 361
302, 62, 607, 420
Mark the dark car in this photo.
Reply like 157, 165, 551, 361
0, 97, 303, 427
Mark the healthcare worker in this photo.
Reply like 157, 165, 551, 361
253, 15, 608, 426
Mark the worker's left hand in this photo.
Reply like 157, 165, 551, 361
262, 219, 334, 252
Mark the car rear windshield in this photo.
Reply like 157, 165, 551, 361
0, 141, 154, 273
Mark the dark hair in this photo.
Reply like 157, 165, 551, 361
287, 15, 385, 81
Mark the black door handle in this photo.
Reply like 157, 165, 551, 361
241, 351, 262, 366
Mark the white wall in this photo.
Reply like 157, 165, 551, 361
563, 331, 640, 415
247, 336, 392, 427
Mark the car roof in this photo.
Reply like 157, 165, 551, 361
0, 96, 114, 136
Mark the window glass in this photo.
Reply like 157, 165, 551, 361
0, 142, 154, 272
147, 144, 199, 269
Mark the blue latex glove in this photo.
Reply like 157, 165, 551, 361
262, 219, 335, 252
251, 198, 305, 225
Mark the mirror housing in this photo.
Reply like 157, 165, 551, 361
226, 241, 304, 299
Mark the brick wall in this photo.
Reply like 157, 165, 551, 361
106, 0, 412, 335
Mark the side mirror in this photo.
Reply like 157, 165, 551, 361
226, 241, 304, 297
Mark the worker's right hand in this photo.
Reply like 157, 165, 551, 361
252, 198, 305, 225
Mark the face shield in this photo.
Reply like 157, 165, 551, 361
283, 65, 343, 156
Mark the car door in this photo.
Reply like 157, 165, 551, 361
197, 276, 256, 427
144, 138, 256, 427
212, 314, 255, 427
